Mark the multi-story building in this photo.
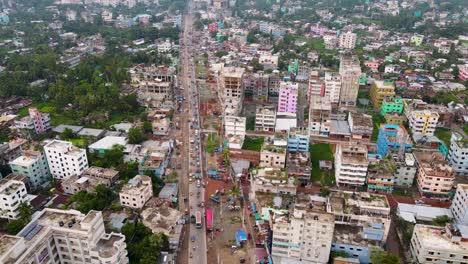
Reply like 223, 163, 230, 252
44, 140, 88, 180
287, 152, 311, 183
0, 208, 129, 264
384, 112, 406, 125
348, 112, 373, 141
404, 100, 439, 137
450, 184, 468, 225
309, 96, 332, 137
335, 143, 369, 187
338, 32, 357, 49
271, 209, 334, 264
324, 34, 338, 50
448, 132, 468, 176
137, 140, 173, 177
249, 72, 270, 100
367, 159, 396, 193
119, 175, 153, 209
308, 70, 324, 101
250, 167, 296, 197
255, 105, 276, 132
393, 153, 417, 187
277, 82, 298, 114
376, 124, 412, 157
224, 116, 246, 149
287, 128, 309, 152
410, 224, 468, 264
260, 143, 287, 169
220, 67, 245, 115
380, 97, 403, 116
268, 71, 281, 95
324, 72, 341, 104
13, 107, 51, 135
458, 64, 468, 81
62, 166, 119, 195
339, 55, 362, 106
414, 152, 455, 200
410, 34, 424, 46
369, 80, 395, 109
9, 149, 51, 190
0, 177, 28, 220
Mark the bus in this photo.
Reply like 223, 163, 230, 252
195, 211, 202, 229
206, 209, 213, 231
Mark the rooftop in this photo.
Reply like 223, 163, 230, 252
415, 224, 468, 252
89, 136, 127, 150
414, 152, 454, 178
328, 191, 390, 216
373, 80, 395, 89
121, 175, 152, 194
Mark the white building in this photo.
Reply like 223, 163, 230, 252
224, 116, 246, 149
271, 210, 334, 264
9, 150, 50, 190
260, 144, 287, 169
157, 39, 173, 53
309, 96, 332, 136
335, 143, 369, 187
250, 167, 295, 197
451, 184, 468, 225
324, 72, 341, 104
338, 32, 357, 49
404, 100, 440, 137
119, 175, 153, 209
255, 105, 276, 132
0, 178, 28, 220
339, 55, 362, 106
410, 224, 468, 264
44, 140, 89, 180
0, 208, 129, 264
448, 132, 468, 176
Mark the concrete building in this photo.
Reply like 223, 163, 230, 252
410, 224, 468, 264
338, 32, 357, 49
348, 112, 373, 141
62, 167, 119, 195
335, 143, 369, 187
9, 149, 51, 190
277, 82, 299, 114
260, 143, 287, 169
404, 99, 440, 137
44, 140, 88, 180
414, 152, 455, 200
448, 132, 468, 176
376, 124, 412, 157
458, 64, 468, 81
0, 208, 129, 264
13, 107, 51, 135
369, 80, 395, 109
255, 105, 276, 132
380, 97, 403, 116
220, 67, 245, 115
287, 128, 309, 152
324, 72, 342, 104
250, 167, 296, 197
308, 70, 324, 101
0, 177, 29, 220
324, 34, 338, 50
88, 136, 127, 154
410, 34, 424, 46
393, 153, 417, 187
339, 56, 362, 107
119, 175, 153, 209
225, 116, 246, 149
271, 209, 334, 264
309, 96, 332, 137
367, 159, 396, 193
287, 152, 312, 183
450, 184, 468, 225
138, 140, 173, 178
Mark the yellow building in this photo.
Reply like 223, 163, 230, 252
370, 80, 395, 109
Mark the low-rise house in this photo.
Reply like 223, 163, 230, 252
62, 166, 119, 195
251, 168, 296, 198
348, 112, 373, 141
138, 140, 173, 178
88, 136, 127, 154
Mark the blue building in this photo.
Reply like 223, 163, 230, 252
376, 124, 412, 157
0, 13, 9, 25
287, 128, 309, 152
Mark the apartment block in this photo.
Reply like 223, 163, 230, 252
338, 32, 357, 49
271, 209, 334, 264
335, 143, 369, 187
324, 72, 342, 104
220, 66, 245, 115
255, 105, 276, 132
277, 81, 299, 114
404, 99, 440, 137
308, 70, 324, 101
62, 166, 119, 195
380, 97, 403, 116
348, 112, 373, 141
13, 107, 51, 135
376, 124, 412, 157
458, 64, 468, 81
0, 208, 129, 264
44, 140, 88, 180
225, 116, 246, 149
393, 153, 417, 187
119, 175, 153, 209
367, 159, 396, 193
414, 152, 455, 200
448, 132, 468, 176
339, 55, 362, 106
450, 184, 468, 225
309, 96, 332, 137
0, 177, 29, 220
287, 128, 309, 152
9, 149, 51, 190
369, 80, 395, 109
410, 224, 468, 264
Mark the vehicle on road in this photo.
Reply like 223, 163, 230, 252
191, 215, 196, 224
195, 211, 202, 229
206, 209, 213, 231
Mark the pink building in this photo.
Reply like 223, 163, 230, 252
414, 152, 455, 201
458, 64, 468, 81
208, 22, 218, 32
364, 60, 380, 72
278, 82, 298, 114
29, 107, 51, 134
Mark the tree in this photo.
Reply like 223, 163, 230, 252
432, 215, 450, 226
128, 128, 147, 144
60, 128, 76, 140
122, 222, 169, 264
143, 121, 153, 133
250, 58, 264, 72
228, 185, 241, 199
215, 50, 228, 58
370, 249, 400, 264
5, 202, 34, 235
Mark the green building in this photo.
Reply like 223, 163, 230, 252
380, 97, 404, 116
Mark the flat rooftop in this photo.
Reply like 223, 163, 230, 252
415, 224, 468, 252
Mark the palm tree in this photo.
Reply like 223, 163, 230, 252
227, 185, 241, 199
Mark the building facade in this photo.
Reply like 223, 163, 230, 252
9, 150, 51, 190
369, 80, 395, 109
447, 132, 468, 176
119, 175, 153, 209
255, 105, 276, 132
0, 178, 28, 220
376, 124, 412, 157
414, 152, 455, 200
339, 56, 362, 106
380, 97, 403, 116
450, 184, 468, 225
277, 82, 299, 114
393, 153, 417, 187
44, 140, 88, 180
338, 32, 357, 49
309, 96, 332, 137
335, 143, 369, 187
287, 128, 309, 152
